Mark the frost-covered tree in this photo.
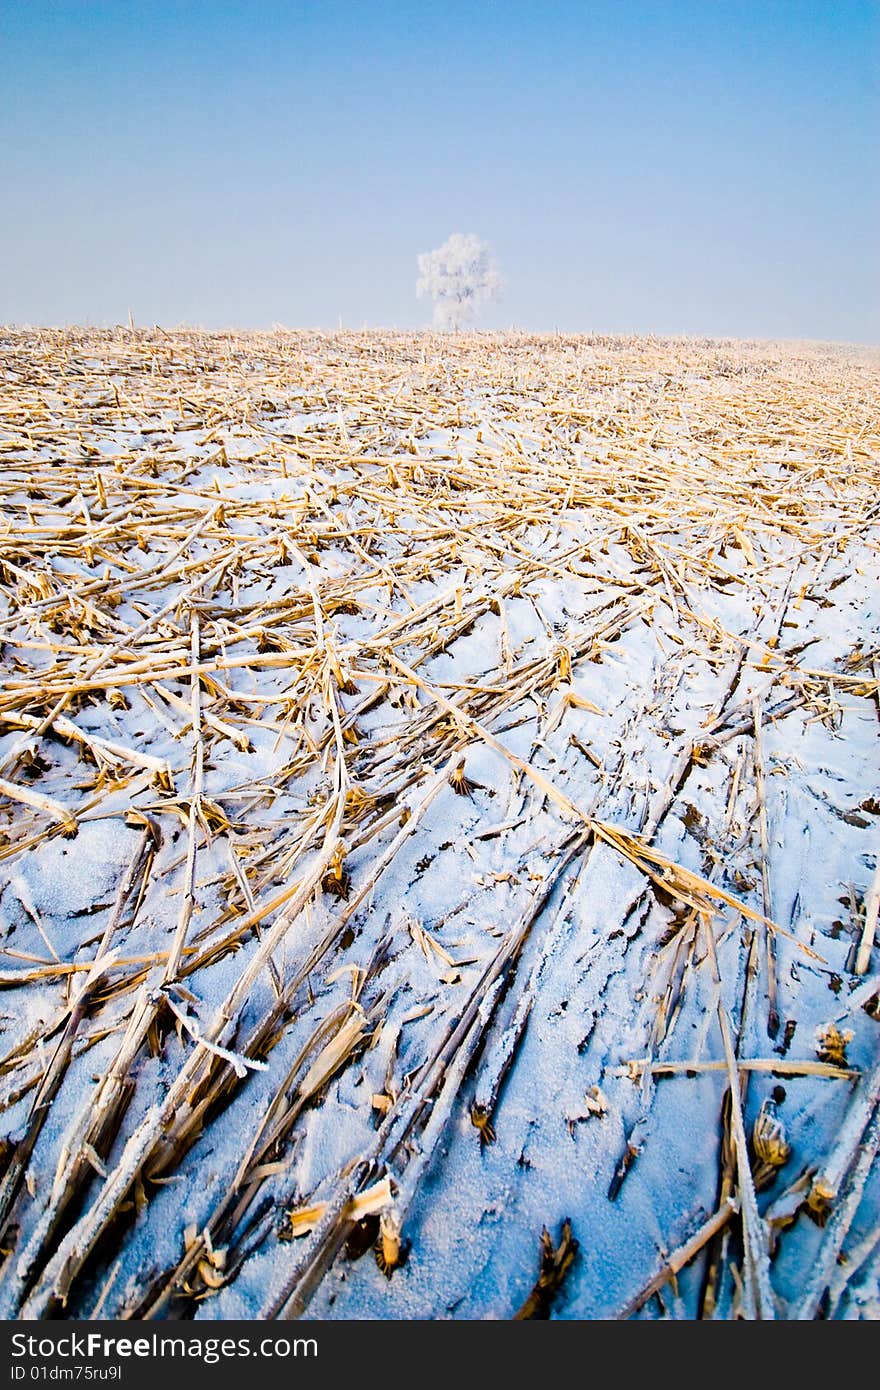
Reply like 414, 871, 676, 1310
416, 232, 503, 330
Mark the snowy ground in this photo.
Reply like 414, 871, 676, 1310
0, 329, 877, 1320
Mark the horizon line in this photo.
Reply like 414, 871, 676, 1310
2, 323, 878, 352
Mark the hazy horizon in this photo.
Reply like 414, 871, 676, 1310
5, 325, 879, 351
2, 1, 878, 342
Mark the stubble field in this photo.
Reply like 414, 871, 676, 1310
0, 328, 878, 1319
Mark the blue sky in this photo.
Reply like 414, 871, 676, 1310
1, 1, 877, 339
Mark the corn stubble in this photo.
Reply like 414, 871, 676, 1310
0, 327, 877, 1320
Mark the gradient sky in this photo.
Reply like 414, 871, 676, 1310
1, 1, 878, 339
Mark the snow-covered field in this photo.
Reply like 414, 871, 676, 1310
0, 328, 877, 1320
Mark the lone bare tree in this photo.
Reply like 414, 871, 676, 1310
416, 233, 504, 330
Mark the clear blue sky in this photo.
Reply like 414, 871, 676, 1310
1, 1, 877, 340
